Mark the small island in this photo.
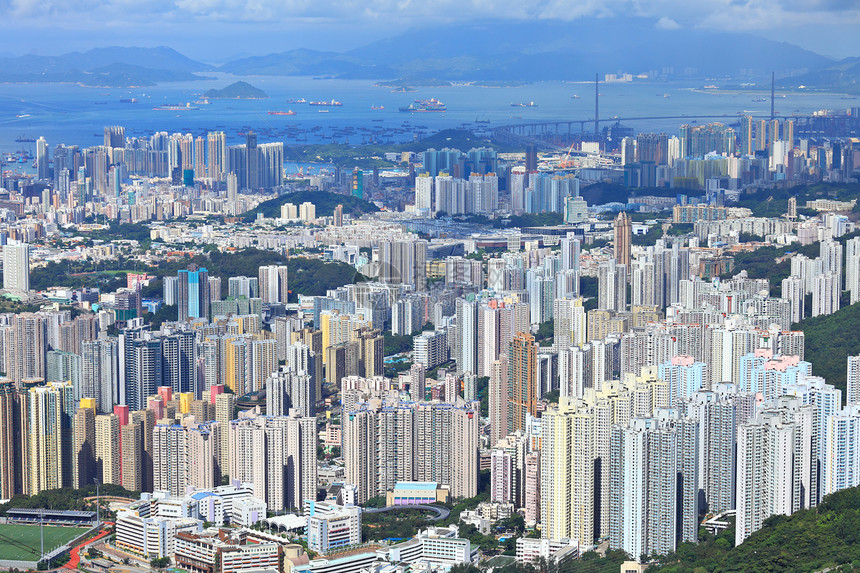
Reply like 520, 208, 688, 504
204, 80, 268, 99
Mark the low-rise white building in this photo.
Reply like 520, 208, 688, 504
378, 526, 475, 567
306, 501, 362, 554
515, 537, 579, 565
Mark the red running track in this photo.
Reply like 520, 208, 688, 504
64, 527, 111, 569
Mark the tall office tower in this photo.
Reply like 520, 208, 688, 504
214, 392, 236, 478
0, 380, 16, 498
178, 264, 211, 322
266, 366, 316, 418
455, 298, 478, 376
207, 131, 227, 181
489, 356, 510, 448
73, 402, 96, 489
847, 237, 860, 305
36, 137, 50, 180
9, 313, 47, 383
415, 173, 433, 215
736, 410, 807, 545
230, 412, 317, 512
81, 339, 119, 413
812, 272, 840, 317
104, 126, 125, 148
541, 402, 597, 544
609, 416, 698, 558
120, 420, 144, 492
4, 243, 30, 292
162, 331, 196, 395
379, 240, 428, 291
597, 259, 627, 312
781, 276, 806, 323
613, 212, 632, 268
95, 413, 121, 485
227, 172, 238, 203
245, 131, 259, 189
508, 333, 537, 434
259, 265, 289, 304
24, 382, 75, 494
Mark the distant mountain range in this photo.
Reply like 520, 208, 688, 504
1, 20, 858, 90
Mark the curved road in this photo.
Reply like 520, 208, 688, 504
363, 504, 450, 521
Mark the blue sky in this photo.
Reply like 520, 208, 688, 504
0, 0, 857, 61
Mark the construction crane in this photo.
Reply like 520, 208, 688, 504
557, 142, 577, 170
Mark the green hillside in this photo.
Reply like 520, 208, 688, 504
648, 485, 860, 572
243, 190, 379, 221
795, 301, 860, 395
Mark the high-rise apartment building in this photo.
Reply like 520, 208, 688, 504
3, 243, 30, 292
178, 264, 211, 322
258, 265, 289, 304
508, 333, 537, 434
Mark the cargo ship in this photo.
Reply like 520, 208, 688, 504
286, 98, 307, 104
399, 98, 446, 112
153, 103, 199, 111
309, 100, 343, 106
268, 110, 297, 115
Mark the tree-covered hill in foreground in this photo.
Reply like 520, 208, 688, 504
243, 190, 379, 221
647, 485, 860, 573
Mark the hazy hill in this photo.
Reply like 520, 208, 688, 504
0, 46, 213, 86
220, 18, 833, 82
204, 81, 268, 99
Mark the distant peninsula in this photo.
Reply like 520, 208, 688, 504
204, 81, 268, 99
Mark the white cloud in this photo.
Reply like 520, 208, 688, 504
655, 15, 680, 29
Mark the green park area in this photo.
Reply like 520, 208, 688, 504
0, 523, 89, 561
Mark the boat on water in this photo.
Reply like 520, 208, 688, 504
399, 98, 447, 112
571, 94, 580, 99
511, 101, 537, 107
193, 99, 211, 105
120, 98, 138, 103
752, 97, 768, 102
371, 105, 385, 110
153, 103, 199, 111
15, 115, 30, 119
268, 110, 297, 116
309, 100, 343, 106
286, 98, 308, 104
318, 109, 330, 113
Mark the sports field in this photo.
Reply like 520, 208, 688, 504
0, 523, 90, 561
